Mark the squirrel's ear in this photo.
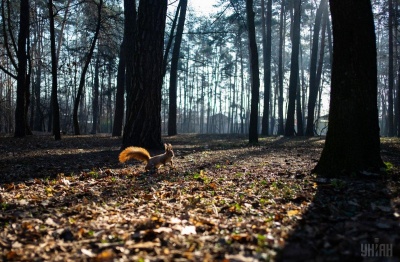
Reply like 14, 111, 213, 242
164, 143, 167, 150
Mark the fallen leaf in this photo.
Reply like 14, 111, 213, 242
181, 226, 196, 235
287, 210, 300, 217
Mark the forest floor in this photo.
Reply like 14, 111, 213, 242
0, 134, 399, 261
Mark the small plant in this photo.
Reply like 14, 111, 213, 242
215, 164, 221, 169
193, 173, 201, 179
230, 202, 242, 212
330, 179, 346, 189
236, 172, 244, 178
1, 202, 8, 210
259, 198, 267, 206
89, 170, 99, 179
256, 234, 267, 247
384, 162, 394, 173
282, 186, 295, 199
193, 170, 211, 184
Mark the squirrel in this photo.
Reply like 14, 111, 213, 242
119, 143, 174, 171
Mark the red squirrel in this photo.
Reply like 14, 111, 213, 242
119, 143, 174, 171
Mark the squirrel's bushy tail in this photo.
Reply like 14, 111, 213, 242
119, 147, 151, 163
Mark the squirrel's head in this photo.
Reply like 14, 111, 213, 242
164, 143, 174, 157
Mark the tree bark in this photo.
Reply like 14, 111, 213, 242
284, 0, 301, 137
112, 40, 126, 137
122, 0, 168, 149
296, 72, 303, 136
277, 0, 285, 135
246, 0, 260, 143
14, 0, 29, 138
388, 0, 394, 136
124, 0, 137, 121
313, 0, 384, 176
168, 0, 187, 136
261, 0, 272, 136
49, 0, 61, 140
91, 52, 100, 134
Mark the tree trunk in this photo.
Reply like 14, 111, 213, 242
34, 59, 43, 131
296, 73, 303, 135
261, 0, 272, 136
168, 0, 187, 136
112, 40, 126, 137
49, 0, 61, 140
305, 0, 327, 136
124, 0, 137, 121
284, 0, 301, 137
277, 0, 285, 135
14, 0, 29, 138
388, 0, 394, 136
246, 0, 260, 143
313, 0, 384, 175
91, 52, 100, 134
122, 0, 167, 149
398, 65, 400, 137
72, 0, 102, 135
162, 3, 180, 77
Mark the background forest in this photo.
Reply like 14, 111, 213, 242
0, 0, 398, 138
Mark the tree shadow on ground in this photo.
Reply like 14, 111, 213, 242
277, 174, 400, 261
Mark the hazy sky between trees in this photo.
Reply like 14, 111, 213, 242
191, 1, 216, 14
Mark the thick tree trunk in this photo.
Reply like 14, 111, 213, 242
246, 0, 260, 143
168, 0, 187, 136
284, 0, 301, 137
122, 0, 167, 149
313, 0, 384, 175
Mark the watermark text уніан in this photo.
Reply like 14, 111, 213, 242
361, 238, 393, 257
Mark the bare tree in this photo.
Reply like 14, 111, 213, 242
72, 0, 103, 135
305, 0, 327, 136
277, 0, 285, 135
285, 0, 301, 136
261, 0, 272, 136
387, 0, 394, 136
48, 0, 61, 140
14, 0, 31, 137
246, 0, 260, 143
168, 0, 187, 136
